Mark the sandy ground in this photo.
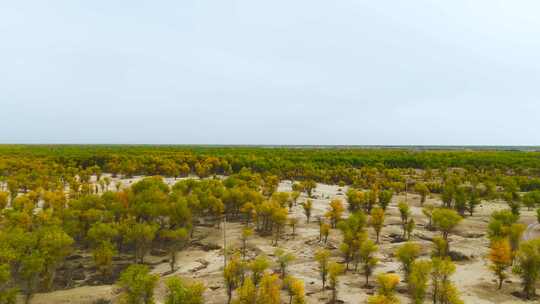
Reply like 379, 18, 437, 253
25, 180, 540, 304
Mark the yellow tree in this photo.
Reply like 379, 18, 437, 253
408, 260, 432, 304
290, 191, 301, 208
0, 191, 8, 210
315, 249, 331, 290
431, 258, 462, 304
224, 254, 244, 304
241, 227, 253, 259
249, 255, 270, 286
326, 199, 345, 228
513, 239, 540, 299
257, 273, 281, 304
274, 248, 295, 279
367, 273, 400, 304
320, 222, 330, 244
398, 201, 411, 239
359, 239, 379, 286
271, 206, 288, 246
414, 183, 430, 205
289, 217, 299, 238
301, 200, 313, 223
370, 207, 385, 244
508, 223, 526, 262
233, 278, 256, 304
488, 239, 512, 290
284, 276, 305, 304
328, 262, 344, 304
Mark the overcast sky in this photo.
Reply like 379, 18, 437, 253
1, 1, 539, 145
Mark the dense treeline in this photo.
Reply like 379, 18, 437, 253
1, 145, 540, 191
2, 145, 540, 303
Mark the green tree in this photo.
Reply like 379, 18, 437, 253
503, 192, 521, 217
315, 249, 330, 290
432, 208, 462, 254
241, 228, 253, 259
263, 175, 280, 197
422, 204, 435, 230
271, 206, 288, 246
118, 264, 158, 304
431, 258, 462, 304
487, 210, 518, 241
124, 222, 158, 263
37, 226, 74, 291
414, 183, 430, 205
274, 248, 295, 279
19, 252, 45, 304
87, 222, 119, 248
467, 189, 480, 216
408, 260, 432, 304
378, 190, 393, 211
337, 212, 367, 271
0, 263, 17, 304
441, 184, 455, 208
301, 180, 317, 198
370, 207, 385, 244
93, 241, 116, 280
523, 191, 540, 210
513, 239, 540, 299
509, 223, 526, 262
405, 218, 416, 241
328, 262, 344, 304
164, 276, 205, 304
359, 239, 379, 286
301, 200, 313, 223
224, 254, 244, 304
87, 223, 120, 280
346, 189, 365, 212
453, 187, 467, 216
289, 217, 299, 238
271, 192, 290, 208
431, 237, 448, 258
398, 201, 411, 239
290, 191, 300, 209
161, 228, 189, 272
396, 242, 421, 281
249, 255, 270, 286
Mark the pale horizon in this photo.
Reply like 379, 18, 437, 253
2, 1, 540, 145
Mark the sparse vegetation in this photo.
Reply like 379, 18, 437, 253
0, 146, 539, 303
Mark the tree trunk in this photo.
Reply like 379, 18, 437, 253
365, 271, 369, 287
170, 251, 176, 272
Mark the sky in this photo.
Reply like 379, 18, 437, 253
1, 1, 539, 145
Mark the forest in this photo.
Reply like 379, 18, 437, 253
1, 145, 540, 304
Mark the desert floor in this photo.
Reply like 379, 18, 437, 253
28, 179, 540, 304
